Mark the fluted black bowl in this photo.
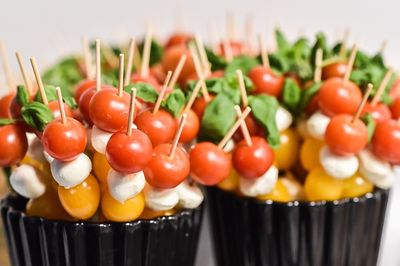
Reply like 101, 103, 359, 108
206, 187, 390, 266
0, 194, 204, 266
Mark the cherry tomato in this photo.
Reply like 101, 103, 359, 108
389, 78, 400, 99
248, 65, 285, 97
218, 41, 245, 57
93, 152, 112, 183
131, 73, 160, 89
232, 136, 274, 179
325, 114, 368, 156
78, 87, 96, 124
322, 62, 347, 80
257, 179, 292, 202
101, 190, 144, 222
304, 167, 344, 201
274, 129, 300, 170
165, 32, 193, 48
48, 101, 73, 119
135, 109, 177, 146
318, 77, 362, 116
149, 63, 166, 84
210, 70, 225, 78
162, 45, 195, 82
390, 97, 400, 119
372, 119, 400, 164
0, 93, 15, 118
362, 102, 392, 123
27, 189, 72, 220
89, 87, 131, 132
74, 80, 96, 103
190, 142, 232, 185
234, 114, 265, 141
305, 94, 320, 115
0, 124, 28, 166
342, 173, 373, 198
144, 143, 190, 188
106, 129, 153, 174
217, 168, 240, 191
192, 95, 215, 120
179, 110, 199, 143
42, 117, 87, 161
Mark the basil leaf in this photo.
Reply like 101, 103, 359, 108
282, 78, 301, 114
205, 47, 227, 71
361, 113, 376, 142
298, 82, 322, 113
21, 102, 54, 131
0, 118, 14, 126
268, 53, 290, 74
310, 32, 330, 67
162, 89, 186, 118
124, 82, 159, 103
225, 56, 259, 75
248, 94, 280, 148
139, 39, 164, 66
200, 94, 236, 142
34, 85, 77, 109
16, 85, 29, 106
275, 29, 291, 53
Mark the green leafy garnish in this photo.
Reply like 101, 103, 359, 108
298, 82, 322, 113
21, 102, 54, 131
205, 47, 227, 71
16, 85, 29, 106
162, 89, 186, 118
34, 85, 77, 109
225, 56, 259, 75
124, 82, 159, 103
0, 118, 14, 126
361, 113, 376, 142
282, 78, 301, 114
139, 39, 164, 66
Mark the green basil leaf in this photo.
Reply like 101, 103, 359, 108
21, 102, 54, 131
205, 47, 227, 71
124, 82, 159, 103
200, 94, 236, 142
0, 118, 14, 126
248, 94, 280, 148
225, 56, 259, 75
361, 113, 376, 142
298, 82, 322, 113
16, 85, 29, 106
268, 53, 290, 74
162, 89, 186, 118
282, 78, 301, 113
275, 29, 291, 53
34, 85, 77, 109
310, 32, 331, 67
139, 39, 164, 66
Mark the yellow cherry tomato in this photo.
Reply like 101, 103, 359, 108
257, 179, 292, 202
93, 152, 112, 184
280, 173, 305, 201
300, 137, 324, 171
217, 168, 240, 191
342, 173, 373, 198
139, 208, 176, 219
101, 191, 145, 222
274, 129, 300, 170
21, 155, 45, 171
27, 189, 72, 220
304, 167, 344, 201
58, 175, 100, 220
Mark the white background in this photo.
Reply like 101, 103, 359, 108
1, 0, 399, 265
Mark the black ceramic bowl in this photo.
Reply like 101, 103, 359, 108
206, 187, 389, 266
1, 194, 204, 266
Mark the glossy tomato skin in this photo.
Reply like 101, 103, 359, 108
89, 88, 131, 133
144, 143, 189, 188
190, 142, 232, 185
232, 136, 274, 179
0, 93, 15, 118
135, 109, 177, 147
74, 80, 96, 103
42, 117, 87, 162
48, 101, 73, 120
389, 78, 400, 99
372, 119, 400, 164
325, 114, 368, 156
165, 33, 193, 48
390, 97, 400, 119
322, 62, 347, 80
362, 102, 392, 123
149, 63, 166, 84
79, 88, 96, 125
218, 41, 245, 57
131, 73, 160, 89
318, 77, 362, 116
162, 45, 195, 82
106, 129, 153, 174
248, 65, 285, 97
192, 95, 215, 120
0, 124, 28, 166
179, 110, 200, 144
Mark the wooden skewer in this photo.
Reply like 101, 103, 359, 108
339, 28, 350, 57
236, 70, 248, 107
55, 87, 67, 124
141, 27, 152, 78
188, 43, 204, 79
183, 79, 203, 114
218, 106, 251, 149
222, 38, 233, 62
124, 38, 136, 86
117, 54, 124, 97
234, 106, 252, 146
15, 52, 33, 93
258, 34, 270, 69
208, 23, 220, 53
353, 83, 373, 123
343, 44, 358, 83
379, 40, 387, 55
153, 71, 172, 114
0, 41, 16, 90
371, 69, 393, 106
195, 34, 211, 76
169, 54, 187, 89
201, 80, 211, 102
133, 44, 142, 74
102, 43, 119, 68
95, 39, 101, 92
82, 37, 93, 80
127, 87, 137, 136
169, 113, 187, 158
30, 58, 48, 105
313, 48, 323, 83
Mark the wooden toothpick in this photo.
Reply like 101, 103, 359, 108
236, 69, 248, 107
222, 38, 233, 62
371, 69, 393, 106
353, 83, 373, 123
141, 27, 152, 78
15, 52, 33, 93
0, 41, 15, 90
55, 87, 67, 124
195, 34, 211, 76
82, 37, 93, 80
95, 39, 101, 92
201, 80, 211, 102
218, 106, 251, 149
117, 54, 125, 97
153, 71, 172, 114
234, 106, 252, 146
30, 58, 48, 105
258, 34, 270, 69
169, 113, 187, 158
127, 87, 137, 136
339, 28, 350, 57
169, 54, 187, 89
314, 48, 323, 83
124, 38, 136, 86
183, 79, 203, 114
188, 43, 204, 79
343, 44, 358, 83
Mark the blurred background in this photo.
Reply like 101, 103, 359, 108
1, 0, 399, 265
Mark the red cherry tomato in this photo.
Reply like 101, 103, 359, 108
48, 101, 73, 120
144, 143, 189, 188
318, 77, 362, 116
233, 114, 265, 142
306, 94, 320, 115
89, 88, 131, 133
209, 70, 225, 78
362, 102, 392, 123
42, 117, 87, 161
131, 73, 160, 89
190, 142, 232, 185
135, 109, 177, 146
79, 85, 113, 125
0, 124, 28, 166
74, 80, 96, 103
106, 129, 153, 174
372, 119, 400, 164
390, 97, 400, 119
162, 45, 195, 82
248, 65, 285, 97
389, 78, 400, 99
232, 136, 274, 179
218, 41, 245, 57
322, 62, 347, 80
165, 33, 193, 48
178, 109, 199, 144
192, 95, 215, 120
0, 93, 15, 118
149, 63, 166, 84
325, 114, 368, 156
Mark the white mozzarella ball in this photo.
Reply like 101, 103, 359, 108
26, 132, 37, 146
107, 169, 145, 202
27, 136, 46, 162
319, 146, 359, 179
144, 186, 179, 211
358, 149, 391, 181
91, 126, 114, 154
239, 165, 278, 197
10, 164, 45, 199
176, 181, 204, 209
43, 151, 55, 163
372, 171, 395, 189
50, 153, 92, 188
222, 139, 235, 153
306, 111, 331, 140
275, 106, 293, 132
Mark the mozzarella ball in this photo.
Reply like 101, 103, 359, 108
51, 153, 92, 188
10, 164, 45, 199
91, 126, 113, 154
239, 165, 278, 197
306, 111, 330, 140
43, 150, 55, 163
176, 181, 204, 209
372, 171, 395, 189
276, 106, 293, 132
144, 185, 179, 211
27, 136, 46, 162
222, 139, 235, 153
107, 169, 145, 202
319, 146, 359, 179
358, 149, 392, 181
